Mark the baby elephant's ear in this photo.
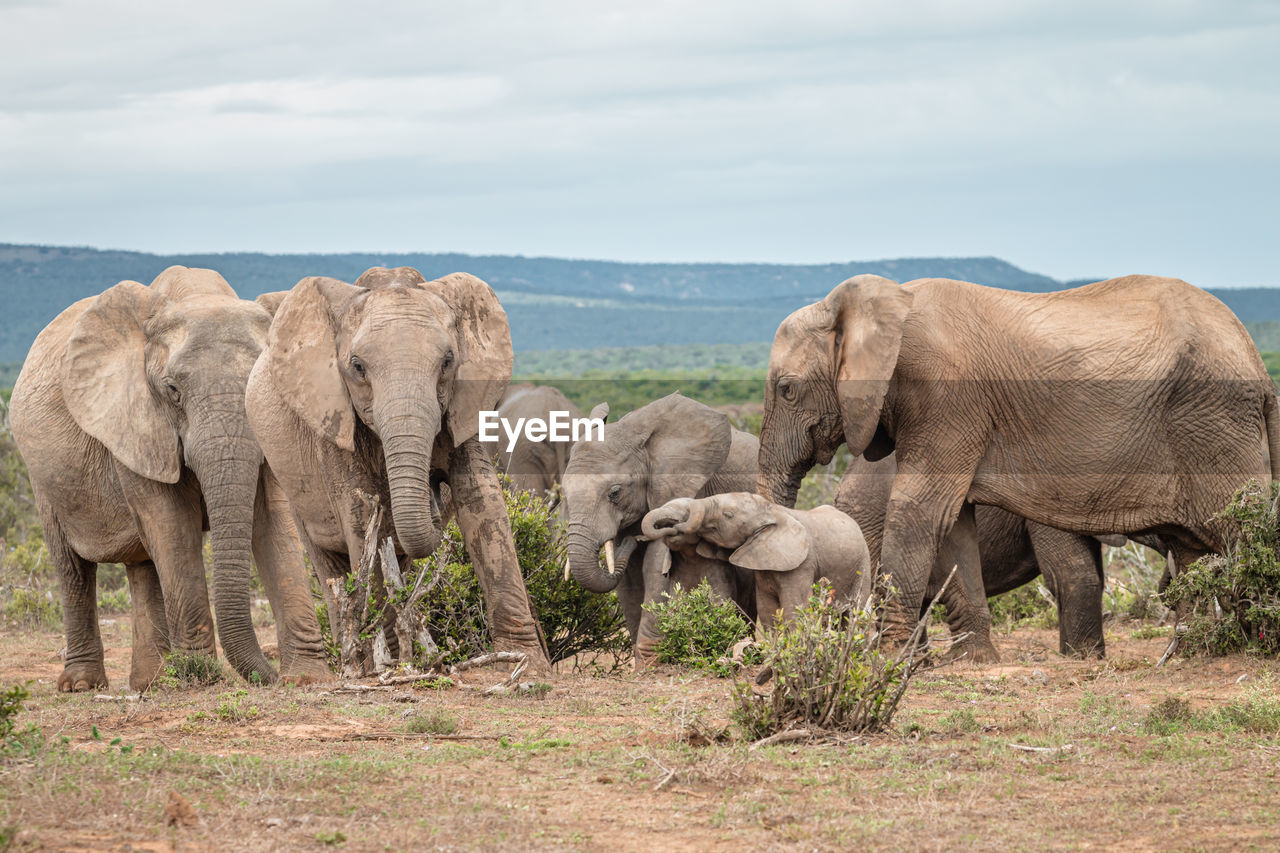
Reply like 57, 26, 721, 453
729, 512, 809, 572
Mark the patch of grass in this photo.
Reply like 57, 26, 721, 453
315, 829, 347, 846
156, 650, 225, 689
404, 711, 458, 735
732, 582, 920, 738
643, 579, 751, 675
937, 709, 980, 734
96, 584, 130, 615
1143, 688, 1280, 736
522, 681, 553, 700
214, 689, 259, 723
412, 676, 455, 690
1130, 625, 1171, 640
1163, 481, 1280, 655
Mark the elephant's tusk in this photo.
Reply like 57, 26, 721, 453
564, 557, 571, 582
604, 540, 616, 575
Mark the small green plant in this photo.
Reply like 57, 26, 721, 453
643, 579, 751, 674
96, 584, 130, 615
1163, 481, 1280, 655
522, 681, 553, 700
404, 710, 457, 735
315, 829, 347, 846
937, 708, 980, 734
214, 689, 259, 723
2, 587, 60, 629
155, 650, 225, 689
1, 683, 29, 743
1143, 688, 1280, 736
988, 582, 1057, 633
412, 675, 454, 690
314, 602, 342, 669
731, 583, 923, 738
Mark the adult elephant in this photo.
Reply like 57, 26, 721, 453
758, 274, 1279, 641
561, 393, 757, 661
492, 384, 583, 510
9, 267, 330, 691
836, 455, 1108, 660
245, 267, 550, 673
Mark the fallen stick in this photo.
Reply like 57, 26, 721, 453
1007, 742, 1073, 754
315, 732, 512, 742
749, 729, 812, 751
450, 651, 528, 674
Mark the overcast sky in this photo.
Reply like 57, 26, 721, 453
1, 1, 1277, 285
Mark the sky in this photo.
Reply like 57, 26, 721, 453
1, 1, 1278, 286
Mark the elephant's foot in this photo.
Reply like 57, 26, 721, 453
58, 661, 109, 693
1060, 640, 1105, 659
280, 656, 337, 686
632, 645, 659, 671
943, 636, 1001, 665
128, 651, 166, 693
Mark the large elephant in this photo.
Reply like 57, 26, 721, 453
560, 393, 758, 660
642, 492, 873, 632
244, 266, 550, 673
9, 267, 330, 691
836, 454, 1108, 660
758, 274, 1279, 640
492, 384, 583, 509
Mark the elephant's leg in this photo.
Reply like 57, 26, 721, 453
47, 520, 108, 692
615, 546, 646, 644
251, 468, 331, 683
634, 542, 672, 667
1028, 524, 1105, 658
880, 453, 973, 643
754, 573, 782, 636
776, 569, 818, 623
118, 470, 216, 656
127, 561, 170, 691
448, 439, 551, 674
934, 504, 999, 663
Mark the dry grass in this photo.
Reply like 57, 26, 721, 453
1, 616, 1279, 851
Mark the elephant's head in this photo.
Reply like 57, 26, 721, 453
758, 274, 913, 506
644, 493, 810, 573
264, 267, 511, 558
560, 393, 732, 593
61, 266, 280, 684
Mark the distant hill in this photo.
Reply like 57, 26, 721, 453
1, 243, 1276, 363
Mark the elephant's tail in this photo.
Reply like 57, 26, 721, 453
1265, 389, 1279, 484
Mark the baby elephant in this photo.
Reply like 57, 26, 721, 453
642, 493, 873, 630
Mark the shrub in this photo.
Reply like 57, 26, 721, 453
643, 579, 751, 674
1143, 686, 1280, 735
97, 584, 130, 615
404, 710, 457, 735
0, 683, 28, 744
1, 586, 59, 629
1162, 481, 1280, 656
214, 689, 259, 722
413, 484, 629, 666
156, 650, 225, 689
988, 581, 1057, 633
731, 583, 924, 738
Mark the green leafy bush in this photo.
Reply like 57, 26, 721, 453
731, 583, 921, 738
643, 579, 752, 674
0, 683, 28, 743
2, 586, 59, 629
1163, 481, 1280, 656
988, 582, 1057, 633
97, 584, 130, 615
414, 484, 629, 666
155, 650, 225, 689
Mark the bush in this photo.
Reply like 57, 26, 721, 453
988, 582, 1057, 633
97, 584, 130, 615
413, 484, 629, 666
731, 583, 921, 738
156, 650, 225, 689
643, 579, 752, 674
1162, 481, 1280, 656
0, 683, 27, 744
2, 586, 59, 629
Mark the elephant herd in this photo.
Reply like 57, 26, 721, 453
8, 265, 1278, 692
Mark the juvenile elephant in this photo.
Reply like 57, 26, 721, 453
837, 454, 1108, 660
491, 384, 583, 510
9, 267, 330, 691
642, 493, 873, 631
758, 274, 1279, 641
245, 267, 550, 673
560, 393, 757, 660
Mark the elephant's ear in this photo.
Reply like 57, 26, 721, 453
429, 273, 513, 446
639, 394, 732, 508
588, 402, 609, 423
696, 540, 733, 562
729, 512, 810, 573
61, 281, 181, 483
826, 275, 913, 455
149, 265, 239, 302
266, 276, 362, 452
255, 291, 290, 318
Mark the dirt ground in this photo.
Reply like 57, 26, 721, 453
2, 616, 1279, 852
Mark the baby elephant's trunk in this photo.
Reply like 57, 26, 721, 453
641, 500, 702, 541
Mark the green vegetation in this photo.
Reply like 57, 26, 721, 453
214, 689, 260, 723
988, 582, 1058, 633
1163, 481, 1280, 655
404, 710, 458, 735
157, 650, 226, 689
515, 342, 770, 376
415, 485, 629, 666
1143, 685, 1280, 736
1262, 350, 1279, 386
732, 583, 916, 737
642, 580, 752, 674
1, 683, 29, 746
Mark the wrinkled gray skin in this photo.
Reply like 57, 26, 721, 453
491, 384, 583, 516
758, 274, 1279, 644
643, 492, 873, 631
560, 393, 758, 662
9, 267, 330, 691
837, 454, 1111, 660
245, 267, 550, 673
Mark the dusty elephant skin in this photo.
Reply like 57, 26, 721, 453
757, 274, 1280, 642
490, 383, 583, 514
244, 266, 550, 674
560, 393, 758, 662
8, 266, 330, 691
642, 492, 873, 631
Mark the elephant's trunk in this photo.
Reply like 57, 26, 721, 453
566, 524, 620, 593
377, 397, 443, 560
642, 503, 694, 541
757, 411, 812, 508
193, 425, 277, 686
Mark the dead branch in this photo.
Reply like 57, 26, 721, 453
379, 535, 441, 667
449, 651, 528, 674
748, 729, 813, 751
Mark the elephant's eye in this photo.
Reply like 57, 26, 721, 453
349, 355, 366, 378
778, 379, 796, 402
607, 484, 622, 503
441, 349, 455, 372
165, 381, 181, 403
